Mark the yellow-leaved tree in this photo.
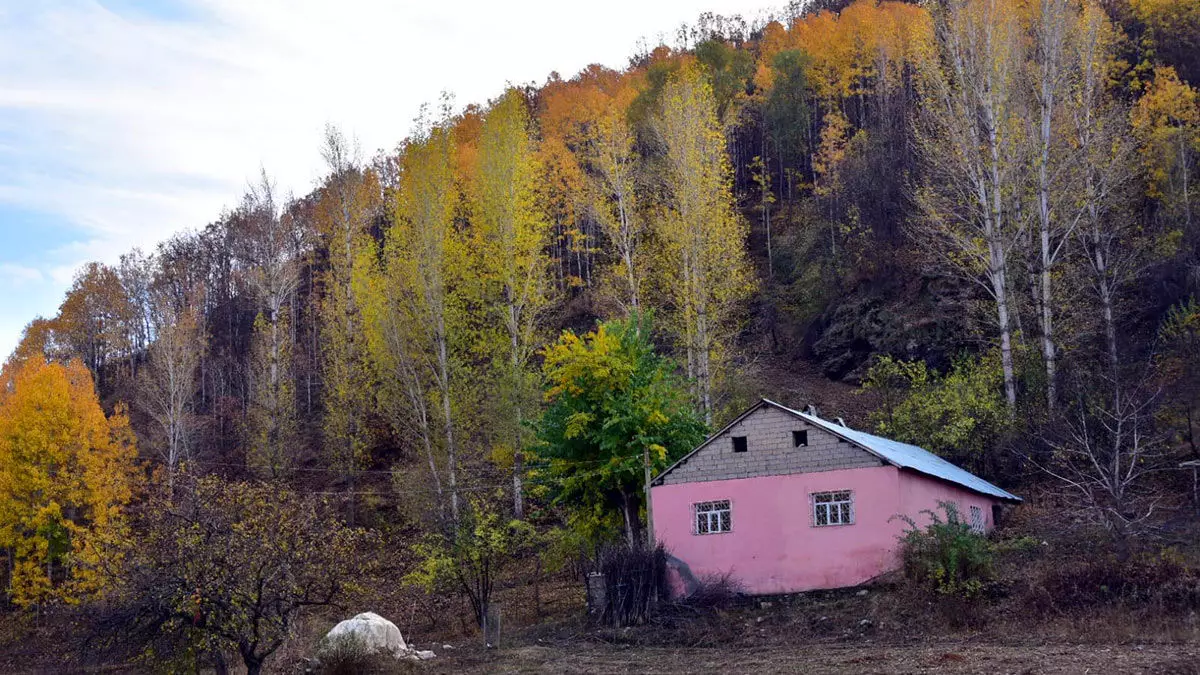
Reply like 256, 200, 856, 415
473, 89, 554, 518
1132, 66, 1199, 230
0, 358, 138, 607
652, 61, 756, 425
359, 107, 466, 522
314, 125, 381, 511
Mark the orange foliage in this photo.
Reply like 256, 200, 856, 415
758, 0, 931, 108
0, 358, 139, 606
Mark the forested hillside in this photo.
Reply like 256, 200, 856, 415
1, 0, 1199, 668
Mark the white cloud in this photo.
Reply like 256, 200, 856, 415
0, 0, 779, 358
0, 263, 43, 287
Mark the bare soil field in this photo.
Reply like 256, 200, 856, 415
433, 640, 1200, 674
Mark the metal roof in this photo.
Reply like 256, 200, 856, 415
765, 400, 1021, 502
653, 399, 1021, 502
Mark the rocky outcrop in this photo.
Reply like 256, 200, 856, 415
322, 612, 434, 661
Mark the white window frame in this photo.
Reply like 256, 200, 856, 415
812, 490, 854, 527
693, 499, 732, 535
969, 505, 985, 534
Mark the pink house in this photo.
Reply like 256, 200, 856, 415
650, 399, 1020, 596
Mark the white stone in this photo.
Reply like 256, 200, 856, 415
325, 612, 408, 657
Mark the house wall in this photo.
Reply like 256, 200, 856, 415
651, 466, 1003, 596
651, 465, 906, 595
898, 469, 998, 532
658, 405, 881, 486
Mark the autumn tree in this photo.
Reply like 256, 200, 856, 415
315, 126, 381, 502
1071, 3, 1142, 376
0, 358, 138, 607
101, 475, 372, 675
1133, 66, 1198, 233
116, 249, 155, 379
914, 0, 1027, 408
1127, 0, 1200, 85
473, 90, 554, 518
1, 318, 60, 387
1157, 298, 1200, 457
652, 62, 756, 423
359, 108, 464, 521
588, 85, 648, 312
239, 171, 303, 478
1025, 0, 1076, 408
535, 314, 707, 545
56, 262, 135, 393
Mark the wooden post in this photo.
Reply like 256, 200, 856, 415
587, 572, 608, 624
484, 603, 501, 648
644, 445, 655, 549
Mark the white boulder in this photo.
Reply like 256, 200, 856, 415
324, 612, 408, 657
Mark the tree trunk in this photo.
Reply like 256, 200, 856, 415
510, 310, 525, 520
436, 319, 459, 523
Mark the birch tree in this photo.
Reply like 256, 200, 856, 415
241, 171, 302, 478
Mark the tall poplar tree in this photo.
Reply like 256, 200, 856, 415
914, 0, 1027, 408
474, 90, 553, 518
653, 62, 755, 424
588, 88, 648, 313
360, 110, 464, 522
315, 126, 380, 506
241, 171, 302, 478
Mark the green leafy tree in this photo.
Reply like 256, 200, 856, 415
694, 38, 756, 124
535, 314, 707, 546
862, 352, 1010, 473
405, 496, 535, 636
765, 49, 813, 199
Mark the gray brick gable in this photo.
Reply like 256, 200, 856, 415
657, 404, 881, 485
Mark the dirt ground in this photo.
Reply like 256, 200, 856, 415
431, 640, 1200, 674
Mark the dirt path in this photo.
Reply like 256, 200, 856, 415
435, 641, 1200, 674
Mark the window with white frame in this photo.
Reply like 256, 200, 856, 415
969, 505, 984, 533
694, 500, 732, 534
812, 491, 854, 526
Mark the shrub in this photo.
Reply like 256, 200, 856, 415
862, 352, 1010, 474
1031, 549, 1200, 612
896, 502, 994, 600
313, 634, 403, 675
681, 571, 744, 610
404, 497, 535, 634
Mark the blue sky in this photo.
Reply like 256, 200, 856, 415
0, 0, 776, 360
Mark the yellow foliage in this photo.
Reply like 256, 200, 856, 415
763, 0, 931, 108
0, 359, 138, 607
1131, 66, 1200, 201
653, 62, 757, 421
